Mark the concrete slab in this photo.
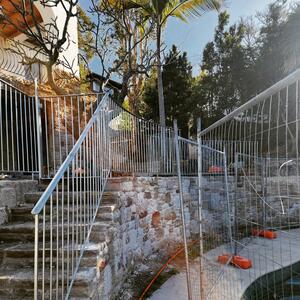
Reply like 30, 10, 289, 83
148, 228, 300, 300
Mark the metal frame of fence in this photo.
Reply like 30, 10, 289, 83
174, 118, 236, 300
174, 68, 300, 300
0, 78, 39, 174
0, 75, 200, 178
31, 92, 111, 299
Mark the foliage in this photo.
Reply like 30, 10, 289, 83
122, 0, 223, 129
142, 45, 193, 137
253, 0, 288, 93
80, 0, 156, 113
197, 11, 250, 127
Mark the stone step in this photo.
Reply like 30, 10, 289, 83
38, 177, 108, 190
9, 204, 117, 223
0, 177, 120, 299
24, 191, 118, 206
105, 177, 130, 191
0, 267, 98, 299
0, 220, 114, 243
0, 241, 107, 269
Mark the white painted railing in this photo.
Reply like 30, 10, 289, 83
0, 39, 47, 82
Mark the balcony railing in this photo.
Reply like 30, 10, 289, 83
0, 39, 48, 82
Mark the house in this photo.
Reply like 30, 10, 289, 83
88, 72, 122, 94
0, 0, 79, 83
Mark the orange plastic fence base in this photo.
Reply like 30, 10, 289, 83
252, 229, 277, 239
208, 166, 223, 173
218, 254, 252, 269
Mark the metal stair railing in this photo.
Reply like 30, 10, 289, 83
31, 91, 112, 300
0, 77, 40, 174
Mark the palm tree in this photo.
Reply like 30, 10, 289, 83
123, 0, 223, 128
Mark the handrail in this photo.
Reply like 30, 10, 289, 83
200, 68, 300, 136
0, 75, 35, 95
31, 91, 111, 215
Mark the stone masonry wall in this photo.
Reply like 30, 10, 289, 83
100, 176, 230, 299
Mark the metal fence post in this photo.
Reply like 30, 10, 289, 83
33, 214, 39, 300
234, 151, 239, 255
34, 78, 43, 179
197, 118, 205, 300
224, 147, 234, 254
173, 119, 192, 300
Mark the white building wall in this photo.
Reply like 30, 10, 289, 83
34, 1, 79, 76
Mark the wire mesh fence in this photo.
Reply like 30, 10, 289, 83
193, 68, 300, 299
174, 119, 239, 300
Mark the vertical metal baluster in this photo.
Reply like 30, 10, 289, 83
51, 98, 56, 176
87, 130, 90, 226
67, 166, 70, 290
34, 215, 39, 300
15, 89, 20, 171
56, 187, 59, 299
35, 79, 43, 177
61, 178, 65, 299
32, 94, 38, 173
64, 96, 68, 162
5, 84, 9, 170
50, 194, 53, 300
0, 81, 3, 170
28, 97, 34, 172
20, 91, 24, 171
24, 94, 29, 171
42, 206, 46, 300
10, 85, 15, 171
44, 99, 49, 177
71, 159, 75, 277
58, 97, 62, 168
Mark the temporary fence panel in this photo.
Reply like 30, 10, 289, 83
198, 68, 300, 300
174, 119, 237, 300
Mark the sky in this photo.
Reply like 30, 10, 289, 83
81, 0, 278, 78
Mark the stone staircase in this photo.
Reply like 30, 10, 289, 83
0, 179, 120, 300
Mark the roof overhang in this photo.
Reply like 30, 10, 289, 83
0, 0, 43, 38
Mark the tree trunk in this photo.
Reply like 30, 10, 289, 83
156, 21, 166, 128
156, 20, 167, 173
46, 63, 64, 95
